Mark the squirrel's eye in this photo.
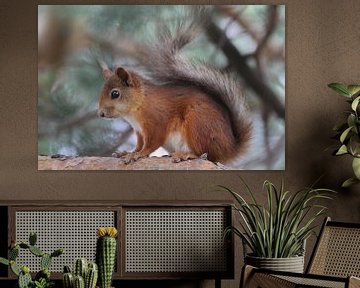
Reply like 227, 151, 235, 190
111, 90, 120, 99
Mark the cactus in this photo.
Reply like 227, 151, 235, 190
63, 260, 98, 288
96, 227, 118, 288
74, 275, 85, 288
62, 265, 74, 288
85, 263, 98, 288
19, 243, 30, 249
0, 232, 64, 288
63, 272, 74, 288
74, 258, 88, 279
64, 265, 72, 273
29, 232, 37, 246
29, 245, 44, 257
35, 268, 51, 281
51, 248, 64, 257
9, 246, 19, 260
41, 253, 52, 270
18, 267, 32, 288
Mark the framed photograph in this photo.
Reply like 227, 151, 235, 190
38, 5, 285, 170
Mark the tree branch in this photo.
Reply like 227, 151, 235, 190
205, 20, 285, 119
38, 156, 225, 170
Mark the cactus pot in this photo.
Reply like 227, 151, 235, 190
245, 254, 304, 273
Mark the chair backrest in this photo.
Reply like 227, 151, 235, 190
307, 217, 360, 277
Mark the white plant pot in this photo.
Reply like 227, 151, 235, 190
245, 254, 305, 273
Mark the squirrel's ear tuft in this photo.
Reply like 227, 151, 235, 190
102, 68, 113, 80
115, 67, 133, 87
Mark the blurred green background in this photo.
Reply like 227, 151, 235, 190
38, 5, 285, 169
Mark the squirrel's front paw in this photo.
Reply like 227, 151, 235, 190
121, 152, 147, 164
112, 151, 129, 158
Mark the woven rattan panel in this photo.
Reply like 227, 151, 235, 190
15, 211, 115, 272
125, 210, 227, 273
310, 226, 360, 277
277, 275, 345, 288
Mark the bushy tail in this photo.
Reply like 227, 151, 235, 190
146, 7, 252, 156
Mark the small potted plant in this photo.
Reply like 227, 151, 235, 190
328, 83, 360, 187
96, 227, 118, 288
62, 258, 98, 288
0, 232, 64, 288
222, 179, 334, 273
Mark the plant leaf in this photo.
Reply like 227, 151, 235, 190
352, 157, 360, 179
336, 145, 348, 155
10, 261, 20, 276
347, 114, 356, 128
350, 135, 360, 156
328, 83, 351, 97
340, 126, 353, 143
342, 177, 360, 187
347, 85, 360, 96
0, 257, 9, 266
352, 96, 360, 111
223, 179, 335, 258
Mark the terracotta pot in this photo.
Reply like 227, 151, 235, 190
245, 254, 305, 273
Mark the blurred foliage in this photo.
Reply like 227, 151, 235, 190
38, 5, 285, 169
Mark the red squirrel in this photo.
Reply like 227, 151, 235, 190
98, 14, 252, 165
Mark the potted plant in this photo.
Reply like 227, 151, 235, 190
328, 83, 360, 187
222, 179, 334, 273
0, 232, 64, 288
62, 258, 98, 288
96, 227, 118, 288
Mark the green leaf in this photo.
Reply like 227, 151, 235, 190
336, 145, 348, 155
342, 177, 360, 187
328, 83, 351, 97
10, 261, 20, 276
352, 157, 360, 179
0, 257, 9, 266
340, 126, 352, 143
350, 135, 360, 156
351, 96, 360, 111
223, 179, 335, 258
347, 114, 356, 128
347, 85, 360, 96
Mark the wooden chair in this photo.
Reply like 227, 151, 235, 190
241, 217, 360, 288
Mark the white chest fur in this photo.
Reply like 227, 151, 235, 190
123, 115, 142, 133
163, 131, 191, 153
123, 116, 190, 154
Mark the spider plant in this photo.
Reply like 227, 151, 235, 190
222, 179, 335, 258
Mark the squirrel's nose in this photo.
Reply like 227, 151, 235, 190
98, 110, 105, 117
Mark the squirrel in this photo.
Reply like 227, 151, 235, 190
97, 9, 252, 165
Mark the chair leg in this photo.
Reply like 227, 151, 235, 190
240, 265, 255, 288
349, 276, 360, 288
